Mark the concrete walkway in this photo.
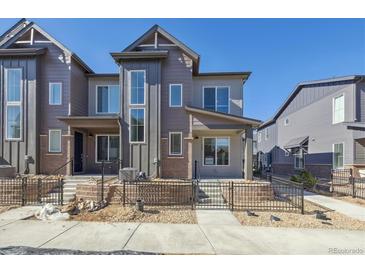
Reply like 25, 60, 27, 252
196, 210, 241, 226
0, 218, 364, 254
304, 191, 365, 221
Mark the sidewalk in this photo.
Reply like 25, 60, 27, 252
0, 219, 364, 254
304, 191, 365, 221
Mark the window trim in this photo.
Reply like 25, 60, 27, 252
48, 129, 62, 153
169, 132, 183, 156
284, 118, 289, 126
332, 94, 345, 124
257, 132, 262, 143
129, 108, 146, 144
202, 86, 231, 114
293, 150, 305, 170
5, 68, 23, 141
264, 128, 269, 140
95, 134, 120, 163
332, 142, 345, 169
202, 136, 230, 167
95, 85, 120, 114
49, 82, 62, 105
169, 84, 183, 107
129, 70, 146, 106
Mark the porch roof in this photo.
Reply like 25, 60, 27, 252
57, 116, 120, 128
185, 105, 262, 128
284, 136, 309, 150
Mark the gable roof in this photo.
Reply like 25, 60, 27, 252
0, 19, 94, 73
258, 75, 365, 130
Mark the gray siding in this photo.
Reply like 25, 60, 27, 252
88, 77, 119, 116
257, 123, 277, 154
0, 57, 39, 174
357, 81, 365, 122
70, 62, 88, 116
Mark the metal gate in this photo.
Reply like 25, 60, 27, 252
195, 181, 231, 209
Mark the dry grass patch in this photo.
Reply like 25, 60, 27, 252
233, 201, 365, 231
0, 205, 19, 214
70, 204, 197, 224
334, 196, 365, 208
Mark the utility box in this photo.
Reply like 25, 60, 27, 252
119, 167, 138, 181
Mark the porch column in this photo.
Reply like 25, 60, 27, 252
244, 127, 253, 180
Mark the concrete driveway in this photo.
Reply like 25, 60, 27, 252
0, 219, 364, 254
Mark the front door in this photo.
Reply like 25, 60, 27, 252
74, 131, 83, 173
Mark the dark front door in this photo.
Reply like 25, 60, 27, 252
74, 131, 83, 173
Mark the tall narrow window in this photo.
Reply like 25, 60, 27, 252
96, 85, 120, 113
203, 87, 229, 113
293, 148, 304, 170
5, 68, 22, 140
49, 130, 62, 153
49, 82, 62, 105
169, 84, 182, 107
130, 71, 145, 105
333, 143, 344, 169
203, 137, 230, 166
333, 95, 345, 124
130, 108, 145, 143
96, 135, 120, 162
169, 132, 182, 155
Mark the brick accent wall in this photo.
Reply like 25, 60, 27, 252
160, 139, 190, 179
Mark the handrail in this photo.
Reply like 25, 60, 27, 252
42, 158, 74, 180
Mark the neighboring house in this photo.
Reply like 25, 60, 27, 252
257, 76, 365, 179
0, 19, 261, 180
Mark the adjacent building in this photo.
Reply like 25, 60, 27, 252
0, 19, 261, 180
257, 76, 365, 179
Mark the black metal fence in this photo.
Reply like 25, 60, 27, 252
331, 169, 365, 199
0, 177, 63, 206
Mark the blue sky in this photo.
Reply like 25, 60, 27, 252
1, 18, 364, 121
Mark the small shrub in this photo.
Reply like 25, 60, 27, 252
290, 170, 318, 189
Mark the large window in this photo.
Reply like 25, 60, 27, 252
49, 82, 62, 105
97, 85, 120, 113
333, 94, 345, 124
169, 84, 182, 107
169, 132, 182, 155
203, 86, 229, 113
5, 68, 22, 140
130, 71, 145, 105
203, 87, 229, 113
130, 108, 145, 143
49, 130, 62, 153
96, 135, 119, 162
333, 143, 344, 169
203, 137, 230, 166
293, 149, 304, 170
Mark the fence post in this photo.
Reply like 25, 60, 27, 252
21, 177, 27, 206
101, 160, 105, 202
71, 158, 74, 176
269, 174, 272, 183
194, 160, 197, 180
191, 181, 195, 210
350, 169, 355, 198
37, 178, 42, 204
60, 178, 64, 206
301, 181, 304, 215
122, 180, 126, 207
230, 181, 234, 211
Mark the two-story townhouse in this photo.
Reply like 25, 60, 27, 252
0, 20, 261, 180
257, 76, 365, 179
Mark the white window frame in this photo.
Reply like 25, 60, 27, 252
95, 85, 120, 114
202, 137, 230, 166
129, 108, 146, 144
95, 134, 119, 163
258, 132, 262, 143
169, 84, 183, 107
264, 128, 269, 140
284, 118, 289, 126
5, 68, 22, 141
332, 142, 345, 169
202, 86, 230, 113
332, 94, 345, 124
169, 132, 183, 156
129, 70, 146, 106
48, 129, 62, 153
293, 150, 305, 170
49, 82, 62, 105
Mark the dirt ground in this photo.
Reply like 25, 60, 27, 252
70, 205, 197, 224
0, 205, 18, 214
334, 196, 365, 208
233, 201, 365, 230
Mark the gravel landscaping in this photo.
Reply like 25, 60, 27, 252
334, 196, 365, 208
233, 201, 365, 230
70, 205, 197, 224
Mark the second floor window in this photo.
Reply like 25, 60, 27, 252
169, 84, 182, 107
333, 94, 344, 124
97, 85, 120, 113
130, 108, 145, 143
203, 86, 229, 113
130, 71, 145, 105
49, 82, 62, 105
5, 68, 22, 140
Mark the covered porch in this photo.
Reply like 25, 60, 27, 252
185, 106, 261, 180
57, 116, 121, 175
